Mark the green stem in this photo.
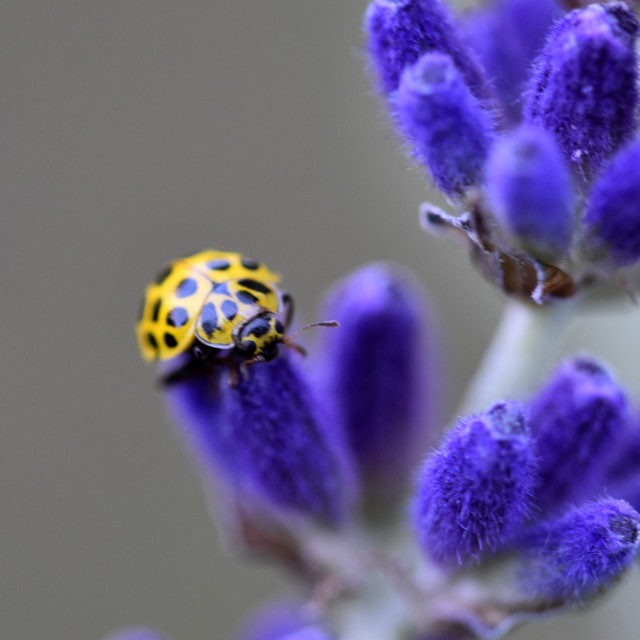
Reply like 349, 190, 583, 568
459, 300, 575, 415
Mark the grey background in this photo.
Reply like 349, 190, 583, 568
2, 1, 640, 639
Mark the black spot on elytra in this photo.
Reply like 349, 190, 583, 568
241, 257, 260, 270
147, 332, 158, 350
200, 302, 219, 335
154, 265, 172, 285
207, 259, 231, 271
236, 290, 259, 304
275, 319, 284, 334
238, 278, 271, 294
249, 318, 270, 338
213, 281, 231, 296
175, 277, 198, 298
221, 299, 238, 321
164, 333, 178, 348
167, 306, 189, 328
152, 298, 162, 322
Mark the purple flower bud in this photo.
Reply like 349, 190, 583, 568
364, 0, 486, 97
524, 3, 639, 179
413, 401, 537, 565
603, 419, 640, 511
528, 357, 628, 513
166, 355, 353, 526
486, 125, 575, 259
103, 629, 166, 640
583, 138, 640, 266
462, 0, 562, 122
237, 602, 334, 640
521, 499, 640, 601
317, 263, 437, 506
395, 52, 494, 197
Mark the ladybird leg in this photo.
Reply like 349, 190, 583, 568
282, 291, 294, 330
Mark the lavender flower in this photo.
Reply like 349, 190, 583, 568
528, 357, 628, 513
413, 401, 536, 565
395, 52, 494, 197
166, 355, 353, 526
364, 0, 486, 96
317, 263, 435, 505
522, 499, 640, 601
462, 0, 562, 122
486, 125, 575, 259
583, 138, 640, 266
524, 3, 639, 179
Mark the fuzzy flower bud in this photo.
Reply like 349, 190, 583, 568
524, 3, 639, 179
413, 401, 536, 565
521, 499, 640, 601
462, 0, 561, 122
317, 263, 435, 507
528, 357, 628, 513
583, 138, 640, 266
364, 0, 486, 96
486, 125, 575, 259
395, 52, 494, 197
166, 355, 353, 526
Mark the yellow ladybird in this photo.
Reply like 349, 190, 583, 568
136, 250, 291, 365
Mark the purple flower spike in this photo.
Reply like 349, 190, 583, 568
226, 355, 353, 525
396, 52, 494, 197
166, 355, 352, 526
522, 499, 640, 601
528, 357, 628, 513
583, 138, 640, 266
103, 629, 166, 640
462, 0, 562, 122
413, 401, 536, 565
364, 0, 486, 97
318, 263, 436, 505
486, 125, 575, 259
524, 3, 639, 179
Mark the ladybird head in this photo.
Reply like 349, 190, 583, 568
236, 312, 286, 363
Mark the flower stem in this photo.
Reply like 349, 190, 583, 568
459, 300, 574, 415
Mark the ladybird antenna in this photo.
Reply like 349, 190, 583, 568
286, 320, 339, 342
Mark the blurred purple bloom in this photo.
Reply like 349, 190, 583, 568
486, 125, 575, 259
364, 0, 486, 96
395, 52, 494, 197
317, 263, 436, 505
166, 355, 353, 526
237, 602, 334, 640
462, 0, 562, 122
103, 629, 166, 640
413, 401, 536, 565
583, 138, 640, 266
524, 3, 639, 179
528, 357, 628, 513
521, 498, 640, 601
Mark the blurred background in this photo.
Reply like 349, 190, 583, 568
2, 1, 640, 639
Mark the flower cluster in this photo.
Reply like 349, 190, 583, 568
367, 0, 640, 297
111, 1, 640, 639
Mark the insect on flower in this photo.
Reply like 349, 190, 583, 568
136, 250, 337, 385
